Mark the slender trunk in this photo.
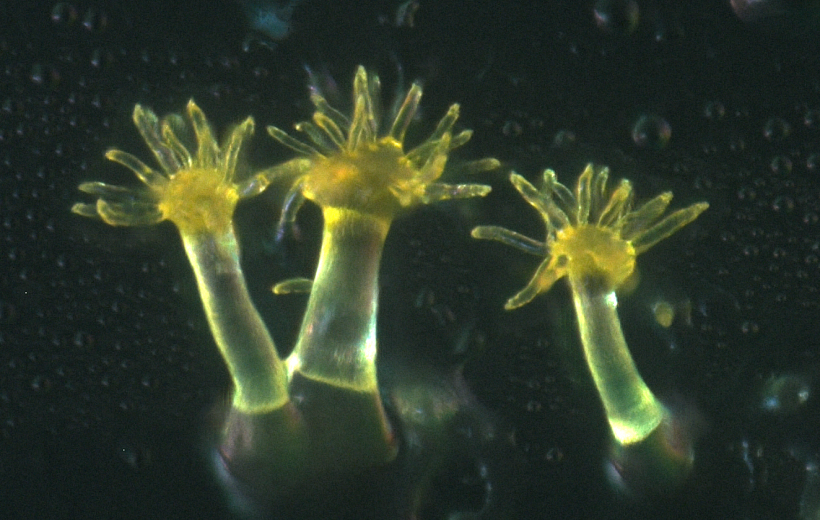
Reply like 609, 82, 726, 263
182, 228, 288, 413
288, 207, 389, 393
569, 273, 665, 445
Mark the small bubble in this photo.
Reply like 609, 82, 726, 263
731, 0, 801, 25
741, 320, 759, 334
31, 375, 50, 391
593, 0, 640, 34
30, 63, 43, 85
729, 133, 746, 152
770, 155, 793, 175
82, 8, 107, 32
632, 114, 671, 149
51, 3, 78, 25
551, 129, 577, 148
763, 117, 791, 142
772, 195, 795, 212
807, 153, 820, 171
760, 373, 810, 415
804, 109, 820, 129
703, 101, 726, 121
502, 120, 523, 137
737, 186, 757, 201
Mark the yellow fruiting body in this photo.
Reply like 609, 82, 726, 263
473, 164, 707, 445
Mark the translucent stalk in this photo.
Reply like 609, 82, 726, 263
287, 208, 389, 392
568, 273, 665, 445
182, 228, 289, 413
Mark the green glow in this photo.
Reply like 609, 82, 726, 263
474, 164, 708, 445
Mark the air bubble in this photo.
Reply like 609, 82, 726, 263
769, 155, 792, 175
703, 101, 726, 121
631, 114, 671, 149
30, 64, 43, 85
502, 120, 523, 137
804, 108, 820, 129
772, 195, 795, 212
737, 186, 756, 201
743, 244, 759, 257
807, 153, 820, 171
729, 133, 746, 152
763, 117, 791, 142
593, 0, 640, 34
740, 320, 759, 334
760, 373, 810, 415
51, 3, 78, 25
552, 129, 577, 148
81, 8, 107, 32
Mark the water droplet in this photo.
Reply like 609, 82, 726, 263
804, 108, 820, 129
593, 0, 640, 34
743, 244, 759, 257
737, 185, 756, 201
632, 114, 671, 149
772, 195, 795, 212
741, 320, 759, 334
760, 373, 811, 415
30, 63, 43, 85
769, 155, 793, 174
81, 8, 107, 32
552, 129, 577, 148
763, 117, 791, 141
703, 101, 726, 121
51, 3, 78, 25
502, 120, 523, 137
729, 133, 746, 152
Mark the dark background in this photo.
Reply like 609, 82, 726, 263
2, 0, 820, 518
